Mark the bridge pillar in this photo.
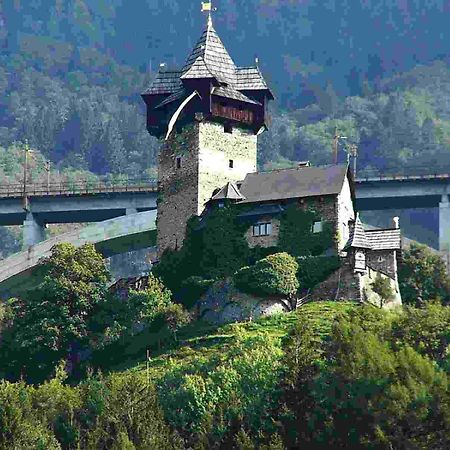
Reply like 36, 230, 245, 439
23, 213, 46, 248
439, 194, 450, 253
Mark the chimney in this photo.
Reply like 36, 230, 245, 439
393, 216, 399, 229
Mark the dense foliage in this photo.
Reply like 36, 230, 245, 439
155, 204, 336, 306
234, 253, 299, 298
399, 242, 450, 306
2, 301, 447, 448
1, 243, 110, 382
278, 204, 335, 257
0, 244, 189, 383
296, 255, 341, 291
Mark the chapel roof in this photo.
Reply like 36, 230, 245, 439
237, 164, 350, 204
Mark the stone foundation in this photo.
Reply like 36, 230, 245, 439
197, 279, 290, 325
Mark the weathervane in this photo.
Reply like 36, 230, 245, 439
201, 1, 217, 27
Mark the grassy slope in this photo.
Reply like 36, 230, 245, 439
110, 301, 357, 378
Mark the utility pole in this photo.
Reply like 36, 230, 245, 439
45, 160, 51, 192
332, 127, 339, 164
22, 141, 30, 211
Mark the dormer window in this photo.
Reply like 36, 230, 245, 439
176, 156, 181, 169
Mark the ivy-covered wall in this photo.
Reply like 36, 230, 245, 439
154, 202, 337, 305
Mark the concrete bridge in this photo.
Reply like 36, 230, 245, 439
0, 178, 158, 247
355, 172, 450, 252
0, 210, 157, 299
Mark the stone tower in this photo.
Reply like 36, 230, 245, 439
142, 17, 273, 256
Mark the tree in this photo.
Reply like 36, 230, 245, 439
371, 273, 394, 308
398, 242, 450, 306
1, 243, 110, 382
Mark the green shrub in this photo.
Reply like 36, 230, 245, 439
179, 276, 216, 308
161, 303, 191, 335
157, 334, 283, 443
234, 252, 299, 298
399, 242, 450, 306
392, 301, 450, 367
296, 255, 341, 290
371, 273, 395, 307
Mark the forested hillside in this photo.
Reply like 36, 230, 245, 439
0, 1, 449, 255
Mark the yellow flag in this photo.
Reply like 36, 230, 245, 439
201, 2, 212, 12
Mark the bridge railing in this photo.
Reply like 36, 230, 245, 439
356, 165, 450, 181
0, 177, 158, 198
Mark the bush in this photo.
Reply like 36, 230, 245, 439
234, 252, 299, 298
399, 242, 450, 306
371, 273, 394, 307
392, 301, 450, 367
179, 276, 216, 308
157, 334, 283, 445
296, 255, 341, 290
161, 303, 191, 336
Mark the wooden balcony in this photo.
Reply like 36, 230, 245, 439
211, 103, 254, 124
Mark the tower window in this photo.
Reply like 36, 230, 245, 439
224, 124, 233, 134
229, 159, 234, 168
176, 156, 181, 169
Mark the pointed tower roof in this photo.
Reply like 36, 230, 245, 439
181, 20, 237, 85
210, 181, 246, 202
345, 213, 371, 250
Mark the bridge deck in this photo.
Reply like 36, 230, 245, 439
0, 179, 158, 199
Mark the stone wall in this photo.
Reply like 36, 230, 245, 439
245, 216, 280, 248
367, 249, 397, 280
157, 119, 258, 257
198, 121, 257, 212
157, 123, 200, 256
198, 278, 290, 325
337, 176, 355, 251
361, 266, 402, 308
309, 257, 362, 302
298, 195, 340, 251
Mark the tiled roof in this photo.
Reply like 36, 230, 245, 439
236, 67, 274, 98
143, 21, 273, 100
181, 56, 215, 79
345, 214, 371, 249
238, 164, 349, 203
142, 70, 183, 95
182, 23, 236, 85
366, 229, 401, 250
154, 88, 186, 109
210, 181, 246, 201
212, 86, 261, 105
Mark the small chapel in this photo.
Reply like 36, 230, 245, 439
141, 11, 402, 307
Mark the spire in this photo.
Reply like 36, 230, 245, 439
181, 5, 236, 85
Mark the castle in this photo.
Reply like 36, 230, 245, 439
141, 15, 402, 307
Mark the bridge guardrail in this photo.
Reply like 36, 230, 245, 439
0, 177, 158, 198
355, 166, 450, 182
